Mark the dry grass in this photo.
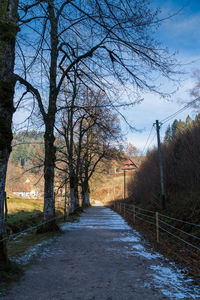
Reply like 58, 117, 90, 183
91, 172, 134, 204
7, 198, 43, 215
5, 198, 66, 235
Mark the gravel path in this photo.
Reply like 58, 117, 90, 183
2, 202, 200, 299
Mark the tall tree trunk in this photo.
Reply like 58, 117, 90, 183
0, 0, 19, 266
74, 182, 79, 209
69, 174, 79, 213
0, 153, 9, 266
81, 181, 90, 208
39, 0, 59, 232
74, 186, 80, 209
70, 187, 75, 213
41, 120, 60, 231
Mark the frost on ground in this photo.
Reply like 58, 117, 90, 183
10, 238, 55, 265
3, 204, 200, 300
63, 205, 200, 299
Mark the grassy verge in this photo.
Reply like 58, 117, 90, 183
7, 212, 79, 261
7, 198, 43, 213
5, 197, 72, 234
0, 198, 83, 291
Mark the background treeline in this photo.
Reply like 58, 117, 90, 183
129, 114, 200, 223
10, 131, 44, 167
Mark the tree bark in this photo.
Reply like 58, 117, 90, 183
81, 182, 90, 208
40, 121, 60, 231
69, 173, 80, 212
70, 187, 75, 213
38, 1, 60, 232
0, 0, 19, 266
74, 183, 79, 209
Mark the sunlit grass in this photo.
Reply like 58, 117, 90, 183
7, 198, 43, 215
5, 197, 66, 235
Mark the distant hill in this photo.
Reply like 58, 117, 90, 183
11, 131, 44, 167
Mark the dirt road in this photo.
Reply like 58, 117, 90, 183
2, 202, 200, 299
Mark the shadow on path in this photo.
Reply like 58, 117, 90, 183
2, 203, 200, 300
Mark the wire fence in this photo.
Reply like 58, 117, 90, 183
114, 202, 200, 253
0, 197, 70, 245
0, 214, 65, 244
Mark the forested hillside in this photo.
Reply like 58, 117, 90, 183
128, 114, 200, 223
10, 131, 44, 168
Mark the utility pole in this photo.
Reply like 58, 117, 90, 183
155, 120, 166, 209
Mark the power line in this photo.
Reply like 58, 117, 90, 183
147, 132, 157, 149
160, 97, 200, 125
141, 125, 154, 155
140, 97, 199, 157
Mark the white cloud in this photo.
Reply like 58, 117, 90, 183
170, 13, 200, 35
120, 74, 198, 153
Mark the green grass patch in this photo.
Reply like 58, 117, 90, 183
6, 211, 43, 234
7, 213, 80, 260
8, 231, 57, 258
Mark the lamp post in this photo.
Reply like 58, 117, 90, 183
124, 170, 128, 201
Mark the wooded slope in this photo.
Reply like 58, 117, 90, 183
129, 114, 200, 223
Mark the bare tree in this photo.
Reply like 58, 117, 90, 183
14, 0, 177, 231
79, 92, 121, 207
0, 0, 19, 266
125, 142, 139, 157
56, 82, 121, 209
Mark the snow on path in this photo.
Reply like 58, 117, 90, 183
2, 204, 200, 299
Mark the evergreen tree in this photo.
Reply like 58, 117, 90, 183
171, 119, 185, 138
176, 120, 185, 135
164, 125, 171, 142
171, 119, 178, 137
185, 115, 192, 128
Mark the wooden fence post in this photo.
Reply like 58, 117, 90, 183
133, 205, 135, 224
156, 212, 159, 243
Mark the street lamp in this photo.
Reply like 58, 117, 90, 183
124, 169, 128, 201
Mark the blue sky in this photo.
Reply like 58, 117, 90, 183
122, 0, 200, 152
13, 0, 200, 152
155, 0, 200, 56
